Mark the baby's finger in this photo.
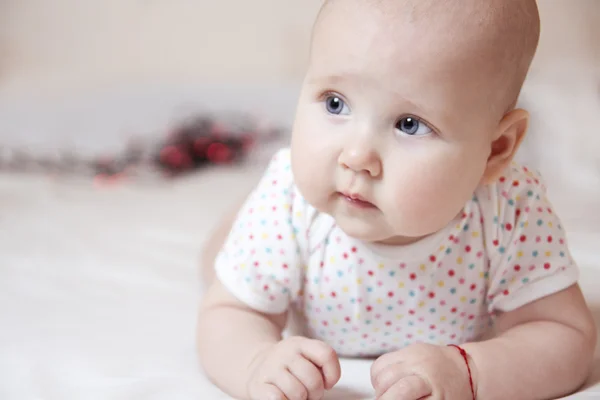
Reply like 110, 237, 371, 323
271, 369, 308, 400
288, 356, 326, 400
249, 383, 287, 400
378, 375, 431, 400
370, 349, 405, 380
300, 340, 341, 390
372, 363, 412, 396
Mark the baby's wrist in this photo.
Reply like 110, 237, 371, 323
244, 342, 277, 393
447, 344, 478, 399
246, 342, 275, 372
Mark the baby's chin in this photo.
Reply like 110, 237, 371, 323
330, 209, 443, 245
335, 221, 389, 243
331, 211, 400, 243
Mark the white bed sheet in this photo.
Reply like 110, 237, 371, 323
1, 166, 599, 400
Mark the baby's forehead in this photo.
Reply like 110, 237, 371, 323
311, 2, 491, 88
315, 0, 500, 57
311, 0, 540, 114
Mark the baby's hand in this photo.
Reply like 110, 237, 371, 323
246, 336, 341, 400
370, 343, 475, 400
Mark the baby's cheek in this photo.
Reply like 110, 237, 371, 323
386, 160, 469, 235
291, 141, 332, 208
397, 175, 450, 217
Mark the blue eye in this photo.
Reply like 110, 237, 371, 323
325, 95, 350, 115
395, 117, 432, 136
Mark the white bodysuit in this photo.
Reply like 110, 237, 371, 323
215, 148, 578, 357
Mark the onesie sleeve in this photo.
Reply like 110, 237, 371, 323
484, 165, 579, 313
213, 148, 304, 314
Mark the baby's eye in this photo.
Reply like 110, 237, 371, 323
325, 95, 351, 115
395, 117, 432, 136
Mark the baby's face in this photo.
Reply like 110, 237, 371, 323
291, 2, 505, 244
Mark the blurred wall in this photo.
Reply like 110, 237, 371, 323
532, 0, 600, 73
0, 0, 322, 95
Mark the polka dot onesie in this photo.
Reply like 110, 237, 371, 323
215, 148, 579, 357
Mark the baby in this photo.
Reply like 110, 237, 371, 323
198, 0, 597, 399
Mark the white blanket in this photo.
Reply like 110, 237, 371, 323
0, 164, 599, 400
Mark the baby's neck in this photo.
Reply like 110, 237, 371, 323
376, 234, 428, 247
374, 211, 463, 247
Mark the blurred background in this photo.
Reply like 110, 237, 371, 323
0, 0, 322, 162
0, 0, 321, 92
0, 1, 599, 399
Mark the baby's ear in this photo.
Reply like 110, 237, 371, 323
482, 109, 529, 184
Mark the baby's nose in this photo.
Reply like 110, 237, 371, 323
338, 145, 382, 177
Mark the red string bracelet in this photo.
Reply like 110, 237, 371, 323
448, 344, 476, 400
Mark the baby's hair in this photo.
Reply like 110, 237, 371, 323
313, 0, 541, 114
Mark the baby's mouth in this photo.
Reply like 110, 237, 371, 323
338, 192, 377, 209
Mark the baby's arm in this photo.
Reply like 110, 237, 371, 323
198, 191, 275, 397
197, 149, 341, 399
463, 284, 596, 399
199, 283, 341, 400
198, 194, 285, 397
200, 195, 249, 287
198, 280, 287, 398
